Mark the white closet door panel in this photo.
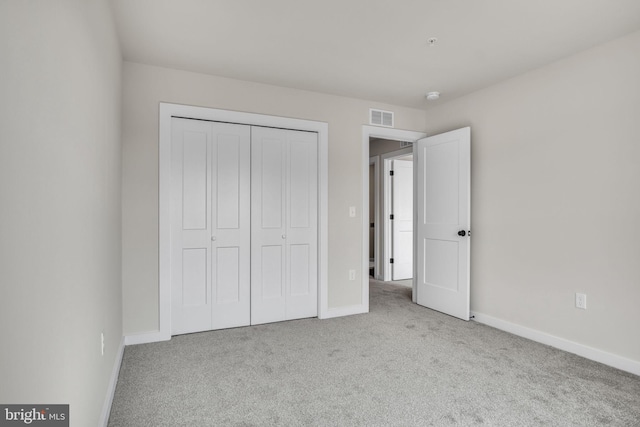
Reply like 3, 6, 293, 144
171, 119, 251, 335
285, 131, 318, 320
171, 118, 213, 335
251, 127, 287, 324
174, 119, 318, 331
252, 127, 317, 323
210, 122, 251, 330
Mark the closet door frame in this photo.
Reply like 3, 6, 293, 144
156, 102, 328, 343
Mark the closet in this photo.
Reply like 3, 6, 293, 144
170, 117, 318, 335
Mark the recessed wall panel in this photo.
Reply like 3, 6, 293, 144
182, 131, 208, 230
396, 231, 413, 264
261, 140, 283, 229
182, 248, 207, 306
215, 247, 240, 303
424, 141, 459, 225
290, 244, 310, 296
289, 142, 310, 229
216, 134, 240, 229
424, 239, 458, 291
261, 245, 283, 299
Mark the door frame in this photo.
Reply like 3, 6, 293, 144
369, 156, 380, 280
155, 103, 329, 342
362, 126, 427, 310
381, 147, 413, 281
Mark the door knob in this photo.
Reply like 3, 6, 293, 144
282, 235, 286, 239
457, 230, 466, 237
211, 236, 217, 241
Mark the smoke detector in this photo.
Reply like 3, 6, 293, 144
426, 91, 440, 101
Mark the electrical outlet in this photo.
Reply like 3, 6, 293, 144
348, 269, 356, 281
349, 206, 356, 218
101, 332, 105, 356
575, 293, 587, 310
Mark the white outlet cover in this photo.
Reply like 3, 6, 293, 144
575, 293, 587, 309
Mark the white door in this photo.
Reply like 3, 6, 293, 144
251, 127, 318, 325
171, 118, 251, 334
415, 127, 470, 320
391, 159, 413, 280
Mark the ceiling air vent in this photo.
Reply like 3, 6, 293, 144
369, 109, 394, 128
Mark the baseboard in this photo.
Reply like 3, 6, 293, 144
471, 311, 640, 377
321, 304, 368, 319
124, 330, 170, 346
99, 336, 125, 427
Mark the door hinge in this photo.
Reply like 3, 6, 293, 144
390, 170, 394, 176
390, 214, 394, 220
390, 258, 394, 264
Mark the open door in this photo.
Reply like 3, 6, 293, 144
391, 159, 413, 280
415, 127, 470, 320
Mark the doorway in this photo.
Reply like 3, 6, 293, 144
361, 126, 427, 309
363, 125, 471, 321
370, 140, 416, 285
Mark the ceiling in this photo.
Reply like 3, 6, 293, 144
110, 0, 640, 110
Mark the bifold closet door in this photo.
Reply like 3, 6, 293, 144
170, 118, 251, 335
251, 127, 318, 325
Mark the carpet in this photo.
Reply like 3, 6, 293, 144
108, 280, 640, 426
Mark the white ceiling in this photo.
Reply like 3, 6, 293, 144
110, 0, 640, 110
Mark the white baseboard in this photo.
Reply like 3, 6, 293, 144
100, 336, 125, 427
471, 311, 640, 377
320, 304, 368, 319
124, 330, 170, 346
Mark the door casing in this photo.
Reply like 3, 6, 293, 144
368, 156, 380, 280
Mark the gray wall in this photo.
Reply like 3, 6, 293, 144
121, 62, 428, 334
0, 1, 123, 425
422, 30, 640, 362
369, 138, 406, 157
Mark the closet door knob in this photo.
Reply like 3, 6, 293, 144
211, 236, 217, 241
282, 235, 286, 239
